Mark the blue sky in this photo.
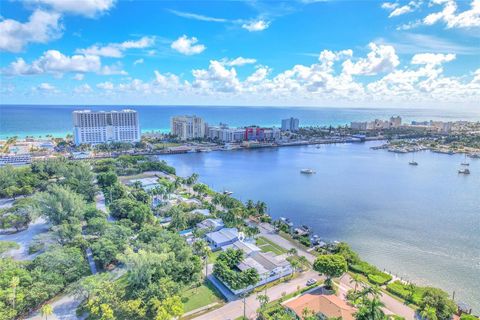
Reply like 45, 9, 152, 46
0, 0, 479, 108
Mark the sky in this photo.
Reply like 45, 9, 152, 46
0, 0, 479, 109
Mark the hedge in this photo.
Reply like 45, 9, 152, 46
350, 261, 392, 286
386, 280, 424, 305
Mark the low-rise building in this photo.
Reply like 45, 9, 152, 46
207, 124, 245, 143
283, 293, 356, 320
205, 228, 239, 250
0, 154, 32, 166
197, 218, 224, 232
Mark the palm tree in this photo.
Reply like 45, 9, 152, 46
290, 259, 300, 277
256, 294, 269, 310
10, 276, 19, 309
246, 200, 255, 210
355, 297, 385, 320
420, 305, 438, 320
255, 201, 267, 215
193, 240, 211, 278
41, 304, 53, 320
359, 285, 381, 303
350, 274, 362, 293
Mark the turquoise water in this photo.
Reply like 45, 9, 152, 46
158, 143, 480, 312
1, 105, 480, 139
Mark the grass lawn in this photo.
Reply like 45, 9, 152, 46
181, 282, 224, 313
0, 241, 20, 254
256, 236, 288, 255
208, 250, 222, 264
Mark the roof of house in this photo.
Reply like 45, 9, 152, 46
237, 251, 290, 274
223, 240, 261, 255
197, 218, 224, 230
283, 294, 356, 320
206, 228, 239, 244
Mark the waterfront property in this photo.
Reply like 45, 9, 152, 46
283, 293, 356, 320
170, 115, 207, 140
72, 109, 141, 145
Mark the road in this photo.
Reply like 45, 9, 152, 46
193, 270, 322, 320
338, 273, 416, 320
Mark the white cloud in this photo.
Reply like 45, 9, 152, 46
411, 53, 456, 65
73, 73, 85, 80
4, 50, 101, 75
97, 81, 114, 90
34, 82, 57, 93
74, 83, 92, 94
242, 20, 270, 32
423, 0, 480, 28
76, 36, 155, 57
382, 2, 399, 10
192, 60, 241, 92
133, 58, 144, 66
342, 43, 399, 75
389, 5, 414, 17
99, 63, 127, 75
0, 10, 62, 52
223, 57, 257, 67
25, 0, 116, 18
77, 44, 123, 57
168, 10, 227, 22
171, 35, 206, 55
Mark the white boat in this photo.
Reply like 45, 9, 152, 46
461, 154, 469, 166
223, 190, 233, 195
300, 169, 316, 174
458, 168, 470, 174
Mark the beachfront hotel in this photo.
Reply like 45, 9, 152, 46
72, 109, 141, 145
281, 117, 300, 132
170, 115, 207, 140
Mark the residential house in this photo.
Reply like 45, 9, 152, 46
283, 293, 356, 320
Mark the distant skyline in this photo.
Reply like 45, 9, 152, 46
0, 0, 479, 109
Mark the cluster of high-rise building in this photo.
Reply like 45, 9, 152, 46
171, 115, 298, 142
72, 110, 300, 145
350, 116, 402, 131
73, 109, 141, 145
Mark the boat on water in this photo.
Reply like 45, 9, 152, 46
409, 151, 418, 166
458, 168, 470, 174
300, 169, 316, 174
223, 190, 233, 195
461, 154, 470, 166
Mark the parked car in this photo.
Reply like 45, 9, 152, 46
306, 278, 317, 286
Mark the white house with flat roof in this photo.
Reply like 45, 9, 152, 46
197, 218, 224, 232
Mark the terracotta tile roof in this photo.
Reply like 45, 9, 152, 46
284, 293, 356, 320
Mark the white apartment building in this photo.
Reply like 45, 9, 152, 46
281, 117, 300, 132
170, 115, 206, 140
207, 124, 245, 143
73, 109, 141, 145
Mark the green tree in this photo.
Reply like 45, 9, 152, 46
97, 171, 118, 188
313, 254, 347, 289
419, 287, 457, 320
34, 185, 86, 225
109, 198, 153, 226
355, 297, 385, 320
41, 304, 53, 320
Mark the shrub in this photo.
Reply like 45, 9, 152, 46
368, 273, 392, 285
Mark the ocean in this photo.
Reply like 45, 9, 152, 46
1, 104, 480, 139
